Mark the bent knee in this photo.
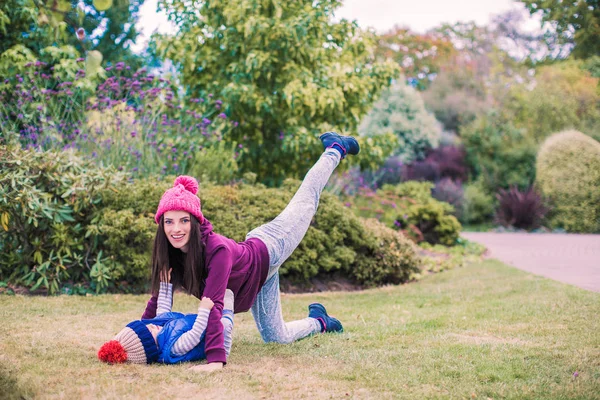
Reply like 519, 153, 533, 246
261, 332, 294, 345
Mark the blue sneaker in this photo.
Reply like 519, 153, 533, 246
308, 303, 344, 333
319, 132, 360, 159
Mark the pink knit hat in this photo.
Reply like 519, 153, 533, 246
155, 176, 203, 224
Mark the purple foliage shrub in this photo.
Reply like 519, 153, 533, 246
401, 145, 467, 183
432, 178, 464, 220
495, 186, 548, 230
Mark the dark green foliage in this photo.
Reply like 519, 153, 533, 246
0, 145, 126, 294
461, 112, 537, 193
461, 180, 495, 225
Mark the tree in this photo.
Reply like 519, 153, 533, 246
358, 81, 441, 161
0, 0, 144, 72
65, 0, 145, 68
374, 26, 456, 91
153, 0, 399, 184
519, 0, 600, 59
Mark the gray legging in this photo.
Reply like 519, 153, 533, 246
245, 148, 341, 343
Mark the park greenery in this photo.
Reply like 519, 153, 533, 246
0, 0, 599, 295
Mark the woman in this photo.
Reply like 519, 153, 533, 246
142, 132, 359, 371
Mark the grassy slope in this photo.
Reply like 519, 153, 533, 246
1, 259, 599, 399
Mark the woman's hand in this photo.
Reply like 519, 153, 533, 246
189, 362, 224, 372
160, 268, 172, 283
199, 297, 214, 310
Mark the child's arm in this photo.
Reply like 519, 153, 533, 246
156, 268, 173, 315
171, 297, 213, 355
221, 310, 234, 358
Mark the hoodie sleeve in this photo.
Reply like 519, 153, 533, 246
201, 247, 232, 364
141, 295, 158, 319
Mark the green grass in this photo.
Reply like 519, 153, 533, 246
1, 260, 599, 399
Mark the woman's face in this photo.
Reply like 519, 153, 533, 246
163, 210, 192, 253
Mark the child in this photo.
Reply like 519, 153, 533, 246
98, 270, 234, 365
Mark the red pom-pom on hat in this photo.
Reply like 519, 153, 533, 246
174, 176, 198, 195
98, 340, 128, 364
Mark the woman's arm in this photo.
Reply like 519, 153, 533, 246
199, 248, 232, 365
141, 295, 158, 319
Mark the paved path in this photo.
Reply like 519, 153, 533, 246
462, 232, 600, 293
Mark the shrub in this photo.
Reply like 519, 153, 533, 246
432, 178, 464, 221
353, 219, 420, 285
495, 186, 547, 230
0, 146, 125, 294
359, 81, 442, 161
400, 145, 467, 183
348, 181, 462, 246
462, 180, 495, 225
536, 130, 600, 233
424, 145, 468, 182
461, 112, 537, 193
96, 176, 421, 287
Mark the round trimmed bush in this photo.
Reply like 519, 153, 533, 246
536, 130, 600, 233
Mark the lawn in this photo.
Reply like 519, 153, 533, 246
1, 259, 599, 399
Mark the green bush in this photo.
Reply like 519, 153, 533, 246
0, 145, 125, 294
348, 181, 462, 246
353, 219, 420, 285
96, 176, 421, 287
536, 130, 600, 233
461, 180, 495, 225
461, 112, 537, 193
359, 81, 441, 161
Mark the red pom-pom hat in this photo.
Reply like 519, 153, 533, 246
98, 340, 128, 364
155, 175, 203, 224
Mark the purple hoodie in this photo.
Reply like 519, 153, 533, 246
142, 218, 270, 364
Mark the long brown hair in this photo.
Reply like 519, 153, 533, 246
150, 215, 206, 298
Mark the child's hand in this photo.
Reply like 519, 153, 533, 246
160, 268, 172, 283
199, 297, 214, 310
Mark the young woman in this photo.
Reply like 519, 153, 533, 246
142, 132, 359, 371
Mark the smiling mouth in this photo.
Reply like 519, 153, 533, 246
171, 235, 185, 240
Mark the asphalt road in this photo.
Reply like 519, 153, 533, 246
462, 232, 600, 293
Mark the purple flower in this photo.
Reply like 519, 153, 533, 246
132, 167, 138, 172
202, 118, 211, 125
218, 113, 227, 119
344, 202, 351, 207
173, 164, 179, 171
131, 131, 137, 138
573, 371, 579, 378
172, 147, 177, 153
232, 121, 239, 127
